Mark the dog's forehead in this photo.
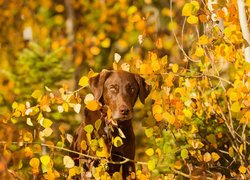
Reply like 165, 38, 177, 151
105, 71, 137, 85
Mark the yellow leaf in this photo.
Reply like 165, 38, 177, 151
190, 124, 198, 133
211, 152, 220, 161
145, 148, 154, 156
40, 155, 50, 166
32, 90, 42, 99
187, 15, 198, 24
40, 118, 53, 128
198, 35, 209, 45
183, 108, 192, 119
145, 128, 154, 138
112, 172, 122, 180
113, 62, 118, 70
182, 3, 193, 16
229, 92, 238, 101
101, 38, 110, 48
114, 136, 123, 147
78, 76, 89, 88
151, 59, 160, 72
239, 165, 247, 174
228, 147, 234, 157
63, 155, 75, 168
163, 112, 175, 124
86, 100, 101, 111
195, 47, 204, 57
29, 158, 40, 169
239, 144, 243, 154
96, 146, 108, 158
95, 119, 102, 131
203, 152, 211, 162
12, 102, 18, 109
140, 64, 153, 75
80, 140, 87, 151
191, 1, 200, 10
23, 132, 33, 142
69, 166, 81, 177
172, 63, 179, 73
231, 102, 241, 113
63, 103, 69, 112
155, 148, 161, 156
147, 160, 155, 170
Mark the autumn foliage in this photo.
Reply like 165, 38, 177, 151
0, 0, 250, 179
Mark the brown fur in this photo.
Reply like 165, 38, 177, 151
71, 70, 150, 179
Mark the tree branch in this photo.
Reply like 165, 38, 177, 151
237, 0, 250, 62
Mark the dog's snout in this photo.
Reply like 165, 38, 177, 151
120, 105, 130, 116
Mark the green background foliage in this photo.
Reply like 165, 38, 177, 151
0, 0, 250, 179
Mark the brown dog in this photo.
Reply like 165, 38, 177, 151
71, 70, 150, 179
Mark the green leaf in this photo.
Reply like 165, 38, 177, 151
145, 128, 154, 138
147, 160, 156, 171
95, 119, 102, 131
114, 136, 123, 147
84, 124, 94, 134
181, 149, 189, 159
206, 134, 217, 144
40, 155, 50, 166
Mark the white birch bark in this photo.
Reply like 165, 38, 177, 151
237, 0, 250, 63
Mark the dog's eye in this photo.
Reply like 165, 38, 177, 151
109, 85, 118, 93
127, 85, 135, 94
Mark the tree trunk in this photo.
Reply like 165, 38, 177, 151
237, 0, 250, 62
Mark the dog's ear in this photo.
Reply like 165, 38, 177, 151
135, 74, 151, 104
89, 70, 112, 102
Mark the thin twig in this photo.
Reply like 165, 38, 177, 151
0, 141, 147, 165
169, 0, 199, 63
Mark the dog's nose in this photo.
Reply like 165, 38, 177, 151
120, 106, 129, 116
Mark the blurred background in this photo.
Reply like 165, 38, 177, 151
1, 0, 249, 179
0, 0, 187, 161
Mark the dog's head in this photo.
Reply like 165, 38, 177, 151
89, 70, 151, 121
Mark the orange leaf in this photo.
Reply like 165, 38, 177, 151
86, 100, 101, 111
